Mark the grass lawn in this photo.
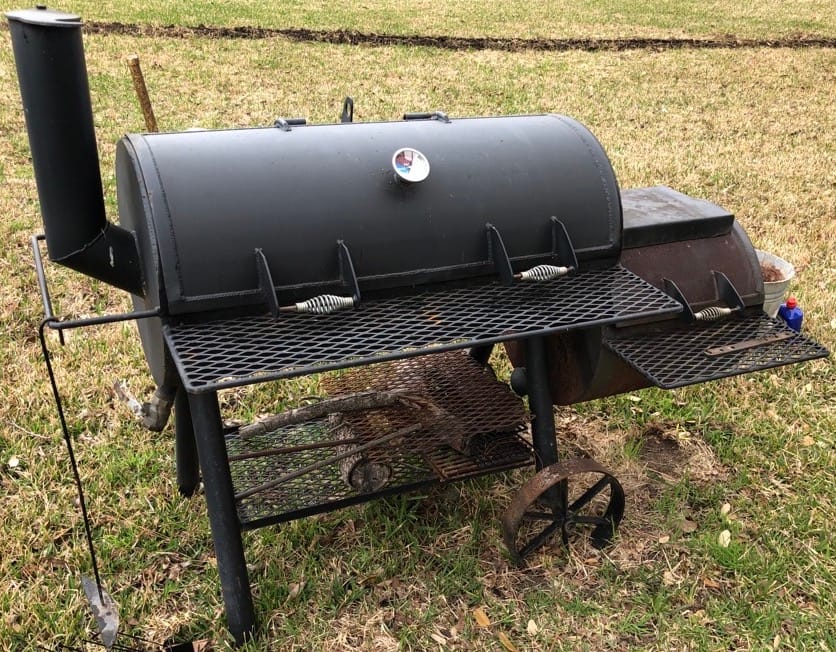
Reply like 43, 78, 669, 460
7, 1, 835, 39
0, 2, 833, 650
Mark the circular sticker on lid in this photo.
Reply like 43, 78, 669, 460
392, 148, 430, 183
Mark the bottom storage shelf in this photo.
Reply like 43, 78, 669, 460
226, 350, 535, 530
228, 423, 534, 530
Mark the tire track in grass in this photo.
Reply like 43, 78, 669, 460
80, 21, 835, 51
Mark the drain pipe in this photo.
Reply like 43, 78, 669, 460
7, 7, 142, 296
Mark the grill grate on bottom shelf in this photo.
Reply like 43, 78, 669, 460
228, 352, 534, 529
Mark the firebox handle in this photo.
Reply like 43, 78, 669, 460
663, 274, 744, 323
257, 243, 361, 317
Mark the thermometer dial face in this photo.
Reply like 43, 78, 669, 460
392, 148, 430, 183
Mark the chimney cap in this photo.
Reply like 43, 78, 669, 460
6, 6, 82, 27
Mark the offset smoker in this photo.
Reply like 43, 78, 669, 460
8, 7, 828, 647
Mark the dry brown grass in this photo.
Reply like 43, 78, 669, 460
11, 1, 836, 40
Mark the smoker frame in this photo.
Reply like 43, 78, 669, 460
32, 229, 689, 644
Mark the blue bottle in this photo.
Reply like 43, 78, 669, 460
778, 296, 803, 332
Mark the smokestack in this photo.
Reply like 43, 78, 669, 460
7, 6, 142, 295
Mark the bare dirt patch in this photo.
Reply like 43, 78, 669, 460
543, 411, 728, 567
78, 21, 836, 52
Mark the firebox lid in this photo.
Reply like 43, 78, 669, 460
621, 186, 734, 249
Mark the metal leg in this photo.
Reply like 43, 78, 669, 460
468, 343, 494, 366
524, 336, 558, 469
524, 336, 566, 512
502, 335, 623, 563
175, 385, 200, 497
187, 391, 255, 647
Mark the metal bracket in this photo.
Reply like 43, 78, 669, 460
713, 270, 745, 312
337, 240, 362, 304
485, 223, 515, 286
550, 217, 579, 271
273, 117, 307, 131
340, 96, 354, 123
254, 248, 280, 318
662, 278, 697, 322
403, 111, 451, 123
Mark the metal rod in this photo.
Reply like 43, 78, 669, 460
31, 234, 55, 320
235, 424, 422, 501
127, 55, 158, 132
228, 436, 364, 462
38, 319, 104, 604
31, 233, 64, 345
524, 336, 566, 514
32, 233, 159, 333
46, 309, 161, 331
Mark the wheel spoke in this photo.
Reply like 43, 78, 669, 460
569, 475, 610, 512
568, 514, 610, 527
518, 519, 563, 559
522, 510, 556, 521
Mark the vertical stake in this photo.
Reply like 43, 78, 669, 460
127, 55, 158, 132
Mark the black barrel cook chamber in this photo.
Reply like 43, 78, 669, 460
7, 6, 828, 647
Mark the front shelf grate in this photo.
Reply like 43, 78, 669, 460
605, 313, 829, 389
165, 266, 681, 392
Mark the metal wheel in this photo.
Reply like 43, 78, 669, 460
501, 458, 625, 565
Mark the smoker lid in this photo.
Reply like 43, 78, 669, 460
622, 186, 734, 249
118, 114, 625, 316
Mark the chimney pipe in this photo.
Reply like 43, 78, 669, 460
7, 7, 143, 296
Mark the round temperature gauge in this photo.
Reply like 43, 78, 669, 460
392, 148, 430, 183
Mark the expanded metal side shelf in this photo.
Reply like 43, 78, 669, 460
164, 266, 681, 392
605, 313, 829, 389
